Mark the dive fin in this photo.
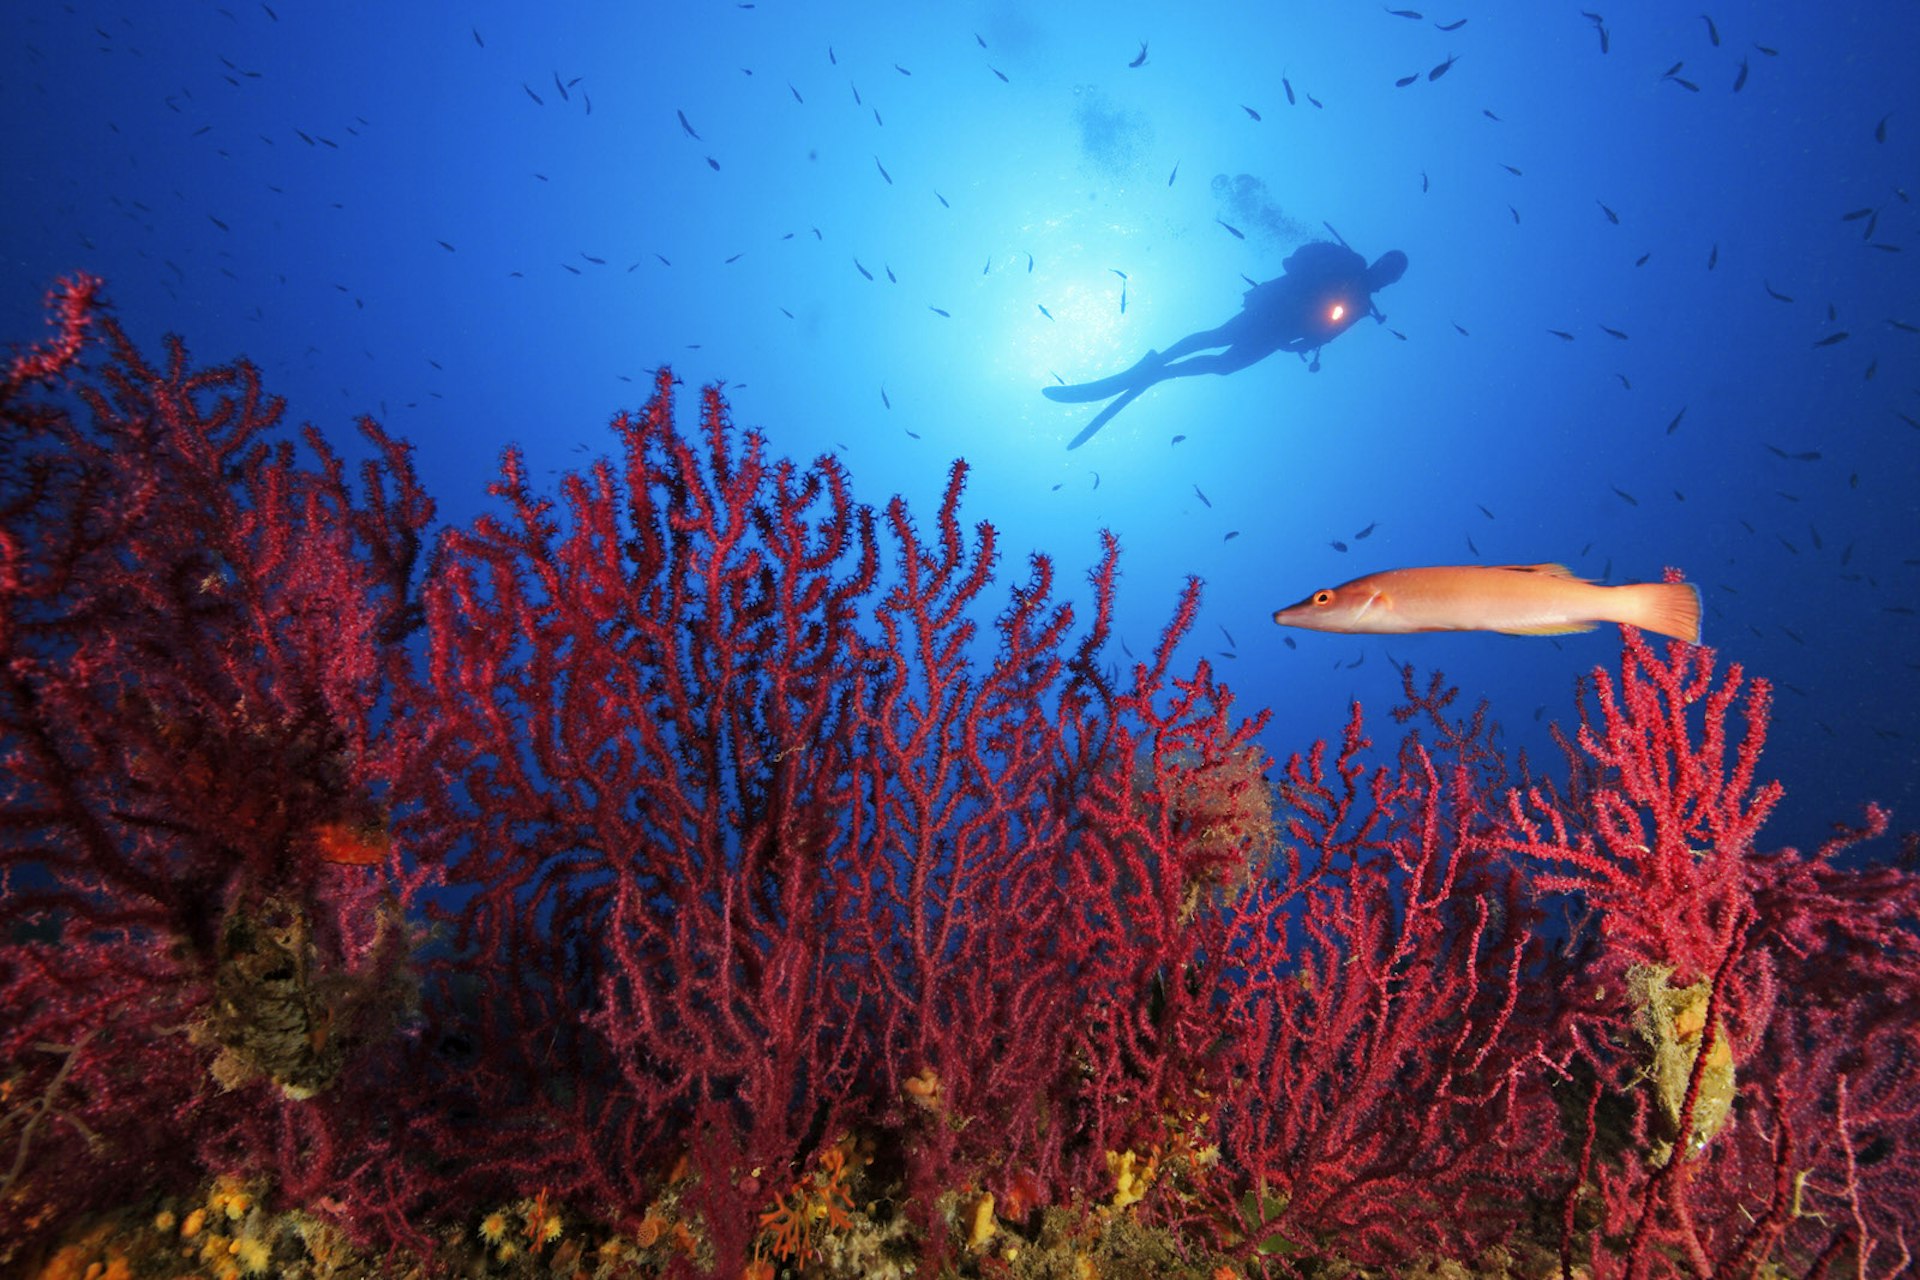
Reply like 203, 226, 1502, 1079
1043, 350, 1162, 403
1065, 384, 1147, 449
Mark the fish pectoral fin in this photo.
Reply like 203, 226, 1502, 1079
1495, 620, 1598, 636
1497, 563, 1582, 579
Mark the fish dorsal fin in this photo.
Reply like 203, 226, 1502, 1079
1496, 562, 1585, 581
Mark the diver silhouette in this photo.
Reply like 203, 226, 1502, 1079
1045, 241, 1408, 449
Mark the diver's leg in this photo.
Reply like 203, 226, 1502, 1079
1157, 324, 1236, 362
1044, 323, 1241, 402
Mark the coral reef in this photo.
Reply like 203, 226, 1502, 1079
4, 278, 1918, 1277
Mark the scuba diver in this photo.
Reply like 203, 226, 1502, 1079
1045, 241, 1408, 449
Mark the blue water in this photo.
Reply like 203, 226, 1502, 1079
3, 2, 1914, 848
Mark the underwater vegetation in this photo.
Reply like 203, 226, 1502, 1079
3, 276, 1918, 1279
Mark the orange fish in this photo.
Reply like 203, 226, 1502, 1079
1271, 563, 1701, 643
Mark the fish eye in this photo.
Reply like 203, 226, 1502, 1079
1312, 589, 1335, 606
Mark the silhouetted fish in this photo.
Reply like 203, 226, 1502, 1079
1129, 41, 1147, 68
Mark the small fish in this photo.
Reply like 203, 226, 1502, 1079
553, 72, 570, 101
936, 191, 949, 208
1037, 304, 1054, 321
929, 306, 950, 317
1224, 530, 1239, 541
1476, 504, 1495, 520
433, 237, 453, 251
1026, 252, 1034, 273
1701, 14, 1719, 45
789, 82, 803, 103
1841, 207, 1874, 221
853, 258, 873, 281
885, 264, 897, 283
828, 45, 835, 64
1168, 159, 1180, 186
1733, 58, 1748, 91
1220, 624, 1236, 646
1812, 331, 1850, 347
1888, 318, 1918, 333
881, 387, 891, 409
1548, 329, 1575, 341
1636, 252, 1651, 266
1331, 540, 1349, 552
894, 63, 911, 76
1436, 18, 1468, 31
1307, 93, 1323, 108
1171, 434, 1187, 445
975, 33, 987, 48
1385, 7, 1423, 17
1510, 205, 1521, 224
875, 156, 892, 184
1875, 114, 1889, 143
1129, 41, 1148, 68
1283, 77, 1296, 105
1706, 243, 1718, 269
851, 81, 861, 104
1396, 73, 1419, 87
1217, 219, 1245, 239
1611, 486, 1639, 506
1242, 104, 1262, 121
1355, 522, 1379, 539
1665, 407, 1686, 434
1428, 53, 1458, 80
1092, 471, 1101, 490
1598, 199, 1619, 223
1616, 372, 1632, 389
524, 83, 545, 105
707, 156, 721, 170
1763, 280, 1794, 302
1194, 485, 1211, 508
1600, 325, 1629, 340
1453, 322, 1471, 336
1483, 108, 1503, 121
1500, 163, 1523, 177
677, 109, 699, 138
990, 67, 1008, 82
1671, 78, 1700, 91
1272, 564, 1702, 642
1422, 171, 1430, 193
1662, 60, 1685, 79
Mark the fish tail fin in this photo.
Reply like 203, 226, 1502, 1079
1619, 581, 1702, 644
